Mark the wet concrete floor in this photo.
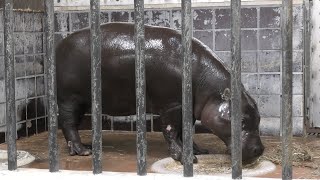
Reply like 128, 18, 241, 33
0, 130, 319, 179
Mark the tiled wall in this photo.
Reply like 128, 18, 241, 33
0, 11, 47, 142
0, 4, 304, 141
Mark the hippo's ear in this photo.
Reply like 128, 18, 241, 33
218, 101, 230, 122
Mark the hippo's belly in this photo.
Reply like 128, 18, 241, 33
98, 53, 183, 116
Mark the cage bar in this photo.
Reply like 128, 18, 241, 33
45, 0, 59, 172
4, 0, 17, 171
134, 0, 147, 176
90, 0, 103, 174
281, 0, 293, 179
303, 0, 311, 133
181, 0, 193, 177
230, 0, 242, 178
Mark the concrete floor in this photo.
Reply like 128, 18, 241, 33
0, 130, 319, 179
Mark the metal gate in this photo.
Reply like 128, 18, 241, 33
3, 0, 295, 179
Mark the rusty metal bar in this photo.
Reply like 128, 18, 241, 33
45, 0, 59, 172
181, 0, 193, 177
134, 0, 147, 176
4, 0, 17, 171
90, 0, 102, 174
230, 0, 242, 178
281, 0, 293, 179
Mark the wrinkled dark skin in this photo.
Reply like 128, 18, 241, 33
56, 22, 264, 165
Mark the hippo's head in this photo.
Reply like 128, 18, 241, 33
201, 89, 264, 164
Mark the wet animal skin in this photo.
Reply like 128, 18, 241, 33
55, 22, 264, 164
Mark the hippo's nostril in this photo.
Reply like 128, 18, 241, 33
253, 146, 264, 157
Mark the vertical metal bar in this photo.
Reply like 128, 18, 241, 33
111, 116, 114, 131
4, 0, 17, 171
134, 0, 147, 176
131, 116, 134, 131
35, 77, 39, 134
281, 0, 293, 179
303, 0, 311, 133
45, 0, 59, 172
151, 113, 154, 132
181, 0, 193, 177
230, 0, 242, 178
90, 0, 102, 174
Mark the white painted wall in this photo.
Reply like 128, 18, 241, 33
309, 0, 320, 128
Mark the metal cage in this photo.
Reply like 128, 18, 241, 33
2, 0, 300, 179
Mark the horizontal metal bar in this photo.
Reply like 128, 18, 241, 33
281, 0, 293, 179
230, 0, 242, 178
90, 0, 103, 174
53, 0, 304, 12
9, 115, 48, 125
44, 0, 59, 172
134, 0, 147, 176
4, 0, 17, 171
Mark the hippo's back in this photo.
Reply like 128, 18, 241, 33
56, 22, 230, 116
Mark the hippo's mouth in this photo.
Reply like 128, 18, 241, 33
225, 148, 259, 165
242, 157, 259, 166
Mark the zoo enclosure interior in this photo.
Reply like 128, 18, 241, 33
0, 0, 306, 143
0, 0, 311, 178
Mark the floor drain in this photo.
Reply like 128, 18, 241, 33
151, 154, 276, 177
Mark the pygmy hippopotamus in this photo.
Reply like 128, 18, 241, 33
55, 22, 264, 165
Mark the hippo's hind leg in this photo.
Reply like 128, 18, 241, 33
191, 119, 209, 155
160, 105, 198, 164
58, 98, 91, 156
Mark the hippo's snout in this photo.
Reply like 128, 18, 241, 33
242, 137, 265, 164
225, 136, 265, 165
251, 144, 264, 157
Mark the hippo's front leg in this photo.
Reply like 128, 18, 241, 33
58, 100, 92, 156
160, 106, 198, 164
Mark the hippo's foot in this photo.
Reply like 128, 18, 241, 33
193, 142, 209, 155
67, 141, 92, 156
169, 141, 198, 164
82, 144, 92, 150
